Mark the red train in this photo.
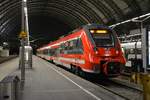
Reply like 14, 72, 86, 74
37, 24, 126, 77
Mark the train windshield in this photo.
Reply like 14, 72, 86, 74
90, 29, 115, 47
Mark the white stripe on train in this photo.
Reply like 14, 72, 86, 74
58, 57, 85, 64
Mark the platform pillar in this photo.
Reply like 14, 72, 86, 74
20, 39, 25, 90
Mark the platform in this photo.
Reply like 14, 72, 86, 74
0, 55, 17, 64
3, 56, 125, 100
0, 57, 19, 81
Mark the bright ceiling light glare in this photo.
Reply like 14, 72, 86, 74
23, 0, 27, 2
24, 7, 27, 11
24, 7, 27, 15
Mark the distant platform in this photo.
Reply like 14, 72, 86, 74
0, 55, 17, 64
0, 57, 18, 81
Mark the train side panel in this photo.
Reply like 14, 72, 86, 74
37, 24, 126, 77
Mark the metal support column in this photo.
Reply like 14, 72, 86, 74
19, 0, 26, 89
141, 22, 147, 73
24, 0, 33, 69
24, 1, 30, 46
20, 39, 25, 89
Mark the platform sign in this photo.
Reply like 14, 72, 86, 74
19, 31, 27, 39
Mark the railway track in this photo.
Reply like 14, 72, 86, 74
91, 78, 143, 100
65, 67, 143, 100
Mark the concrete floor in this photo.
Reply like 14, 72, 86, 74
0, 57, 19, 80
2, 56, 125, 100
0, 55, 17, 63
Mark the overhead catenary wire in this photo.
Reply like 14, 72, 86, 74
109, 13, 150, 28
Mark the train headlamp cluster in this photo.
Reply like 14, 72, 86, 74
90, 29, 108, 34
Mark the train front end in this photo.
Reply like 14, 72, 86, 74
84, 24, 126, 76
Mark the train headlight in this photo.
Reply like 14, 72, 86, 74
95, 51, 99, 54
116, 50, 119, 54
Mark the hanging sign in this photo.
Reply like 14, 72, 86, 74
19, 31, 27, 38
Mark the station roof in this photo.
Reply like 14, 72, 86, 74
0, 0, 150, 53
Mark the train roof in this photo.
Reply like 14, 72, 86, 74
83, 23, 112, 30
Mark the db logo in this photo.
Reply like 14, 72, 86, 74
105, 50, 110, 54
105, 48, 110, 54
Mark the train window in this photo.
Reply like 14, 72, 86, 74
90, 29, 115, 47
72, 39, 78, 49
64, 41, 70, 50
76, 38, 83, 48
56, 48, 61, 55
67, 39, 77, 49
137, 49, 141, 54
130, 49, 134, 54
60, 43, 65, 49
43, 49, 48, 55
76, 38, 83, 54
63, 38, 83, 54
49, 49, 56, 56
64, 40, 74, 54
